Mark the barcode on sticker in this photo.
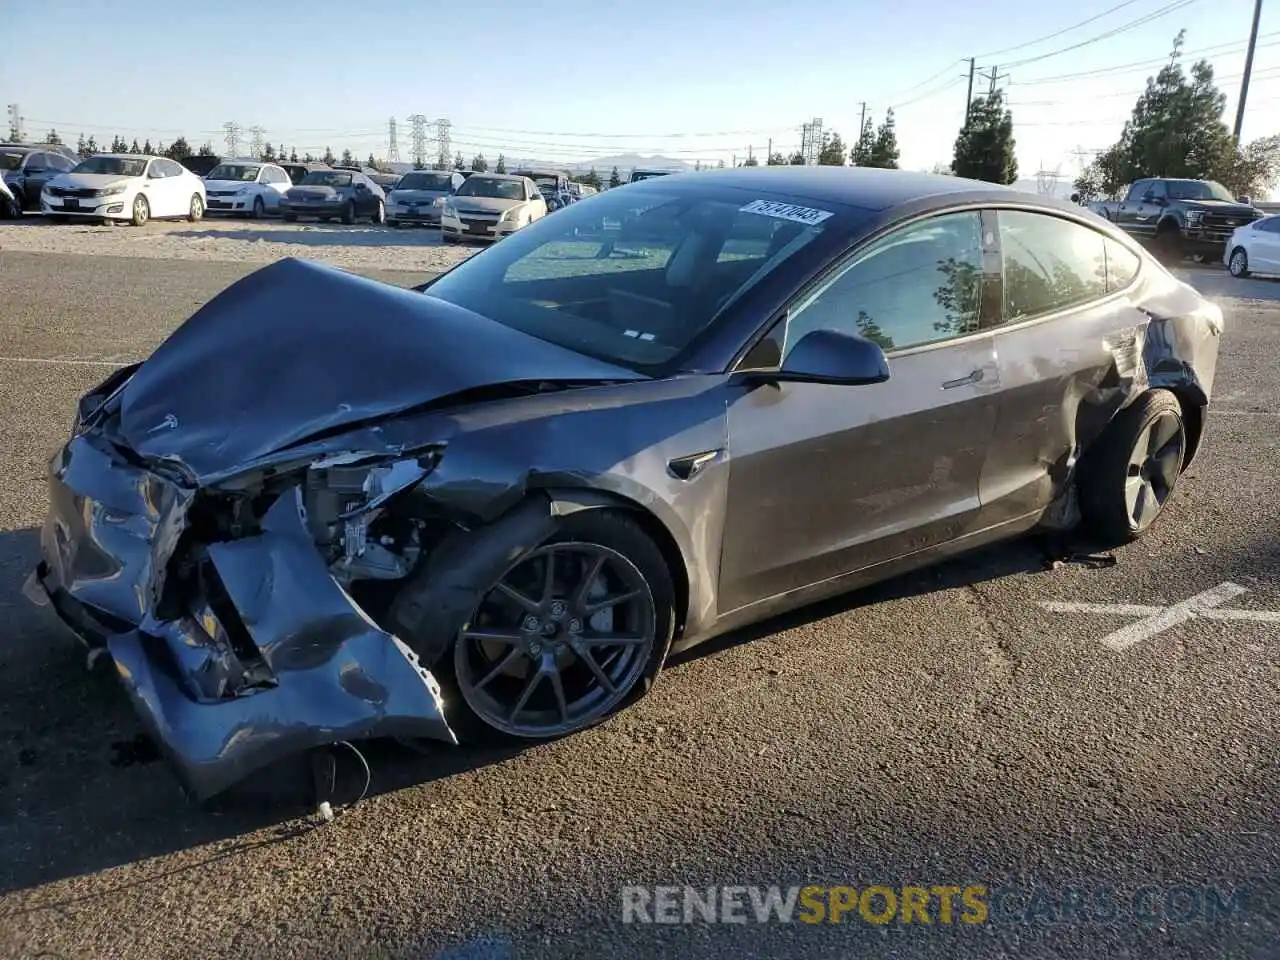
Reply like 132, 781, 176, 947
739, 199, 834, 226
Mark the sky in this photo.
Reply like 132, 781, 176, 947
2, 0, 1277, 188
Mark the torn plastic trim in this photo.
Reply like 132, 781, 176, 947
108, 487, 456, 801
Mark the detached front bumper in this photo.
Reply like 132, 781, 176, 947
28, 434, 455, 800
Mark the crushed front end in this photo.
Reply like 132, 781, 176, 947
26, 367, 457, 801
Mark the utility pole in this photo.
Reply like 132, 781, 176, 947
977, 65, 1010, 97
964, 58, 976, 126
1233, 0, 1264, 142
222, 121, 241, 157
386, 117, 401, 163
407, 114, 428, 168
858, 101, 867, 138
767, 137, 772, 162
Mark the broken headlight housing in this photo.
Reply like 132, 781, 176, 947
301, 447, 444, 583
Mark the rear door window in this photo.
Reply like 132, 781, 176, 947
997, 210, 1108, 322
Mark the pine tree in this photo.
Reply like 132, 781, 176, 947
142, 139, 154, 155
472, 153, 488, 172
261, 143, 276, 161
45, 129, 62, 145
454, 151, 465, 170
76, 133, 87, 157
609, 166, 621, 188
290, 148, 299, 162
85, 136, 98, 156
789, 152, 806, 165
850, 116, 875, 166
818, 131, 847, 165
868, 110, 900, 169
129, 139, 141, 154
166, 137, 191, 160
495, 153, 507, 173
323, 147, 336, 164
340, 148, 354, 165
952, 89, 1018, 184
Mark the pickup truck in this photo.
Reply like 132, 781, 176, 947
1085, 177, 1265, 262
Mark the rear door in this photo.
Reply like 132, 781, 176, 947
719, 209, 1002, 612
978, 208, 1148, 526
1252, 216, 1280, 272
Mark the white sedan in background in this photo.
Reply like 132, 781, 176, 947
41, 154, 206, 226
202, 159, 292, 218
442, 173, 547, 243
1225, 214, 1280, 278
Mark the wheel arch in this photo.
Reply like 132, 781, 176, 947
1168, 384, 1207, 469
1156, 215, 1182, 234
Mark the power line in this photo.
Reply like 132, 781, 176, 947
1010, 34, 1280, 84
975, 0, 1150, 59
1000, 0, 1206, 69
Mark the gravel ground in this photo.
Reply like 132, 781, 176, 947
0, 216, 477, 272
0, 253, 1277, 960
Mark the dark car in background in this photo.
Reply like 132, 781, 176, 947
387, 169, 465, 227
279, 161, 331, 185
1091, 177, 1264, 263
279, 168, 386, 224
515, 168, 575, 211
0, 143, 78, 211
26, 167, 1224, 800
178, 154, 223, 178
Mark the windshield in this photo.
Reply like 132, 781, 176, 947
425, 186, 835, 371
72, 156, 147, 177
1167, 180, 1236, 202
299, 171, 352, 187
207, 164, 260, 182
0, 152, 25, 171
397, 172, 454, 191
457, 177, 526, 200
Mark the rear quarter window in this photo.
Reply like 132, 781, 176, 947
998, 210, 1108, 322
1104, 237, 1141, 292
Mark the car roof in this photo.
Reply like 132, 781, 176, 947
471, 172, 525, 181
642, 165, 1020, 212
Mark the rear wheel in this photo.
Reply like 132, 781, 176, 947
1079, 389, 1186, 544
1228, 247, 1250, 278
187, 194, 204, 222
371, 199, 385, 225
341, 201, 356, 225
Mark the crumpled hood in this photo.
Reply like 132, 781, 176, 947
116, 258, 642, 479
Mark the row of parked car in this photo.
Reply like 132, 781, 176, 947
1, 140, 604, 240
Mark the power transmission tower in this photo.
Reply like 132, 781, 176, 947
386, 117, 401, 163
249, 125, 265, 158
435, 118, 451, 170
1034, 163, 1063, 195
6, 103, 23, 141
407, 114, 428, 168
800, 117, 824, 165
978, 65, 1010, 95
1233, 0, 1264, 141
222, 121, 242, 157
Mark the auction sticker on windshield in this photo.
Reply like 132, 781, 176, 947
740, 199, 834, 226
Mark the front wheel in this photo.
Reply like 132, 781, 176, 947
131, 194, 150, 226
1155, 225, 1183, 265
188, 194, 204, 222
251, 196, 264, 219
1079, 389, 1186, 544
1228, 247, 1250, 278
341, 201, 356, 225
393, 510, 675, 742
371, 199, 385, 225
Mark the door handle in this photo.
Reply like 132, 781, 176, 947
942, 369, 984, 389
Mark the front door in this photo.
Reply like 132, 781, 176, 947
719, 210, 1002, 613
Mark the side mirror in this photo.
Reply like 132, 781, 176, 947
771, 329, 890, 386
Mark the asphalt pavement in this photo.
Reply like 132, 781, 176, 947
0, 252, 1277, 960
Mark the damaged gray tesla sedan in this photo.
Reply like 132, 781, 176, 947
28, 167, 1223, 800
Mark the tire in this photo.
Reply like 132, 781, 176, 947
283, 213, 297, 222
1228, 247, 1250, 278
1155, 223, 1183, 265
130, 194, 150, 227
188, 194, 204, 222
390, 508, 675, 743
251, 196, 264, 219
1078, 389, 1186, 545
341, 201, 356, 225
390, 220, 402, 229
371, 199, 385, 225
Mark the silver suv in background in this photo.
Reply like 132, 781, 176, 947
387, 169, 465, 227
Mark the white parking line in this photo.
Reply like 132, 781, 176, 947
0, 355, 135, 367
1040, 582, 1280, 651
